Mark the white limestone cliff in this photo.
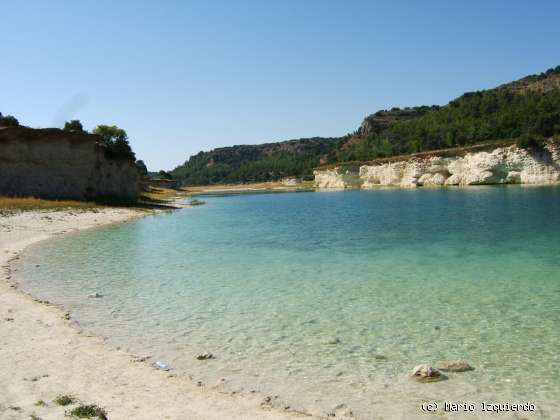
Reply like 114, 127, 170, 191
314, 143, 560, 189
313, 167, 363, 189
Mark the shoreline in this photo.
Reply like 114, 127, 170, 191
0, 207, 309, 420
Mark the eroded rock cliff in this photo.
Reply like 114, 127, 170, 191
0, 127, 141, 200
314, 143, 560, 189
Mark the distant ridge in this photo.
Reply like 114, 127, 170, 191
171, 66, 560, 186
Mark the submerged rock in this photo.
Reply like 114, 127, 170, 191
195, 352, 214, 360
189, 199, 205, 206
409, 364, 446, 383
436, 360, 474, 372
327, 337, 342, 345
87, 292, 103, 298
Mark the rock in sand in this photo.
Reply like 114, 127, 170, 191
153, 361, 171, 371
195, 352, 214, 360
409, 364, 446, 383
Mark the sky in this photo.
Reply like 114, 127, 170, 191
1, 1, 559, 171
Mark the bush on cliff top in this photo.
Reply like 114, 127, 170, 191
92, 124, 136, 161
135, 160, 148, 176
0, 113, 19, 127
63, 119, 86, 133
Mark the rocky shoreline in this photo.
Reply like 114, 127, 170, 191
314, 143, 560, 189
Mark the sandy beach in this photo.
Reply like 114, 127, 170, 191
0, 208, 309, 420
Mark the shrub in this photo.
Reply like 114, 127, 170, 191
516, 133, 546, 151
92, 125, 136, 161
158, 170, 173, 180
66, 404, 107, 419
63, 120, 85, 133
54, 394, 76, 406
135, 160, 148, 176
0, 113, 19, 127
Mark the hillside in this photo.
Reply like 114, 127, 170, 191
172, 65, 560, 186
171, 137, 339, 185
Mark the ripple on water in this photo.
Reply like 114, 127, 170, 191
18, 187, 560, 418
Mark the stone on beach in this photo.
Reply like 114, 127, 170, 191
153, 361, 171, 371
435, 360, 474, 372
195, 352, 213, 360
88, 292, 103, 298
409, 364, 446, 383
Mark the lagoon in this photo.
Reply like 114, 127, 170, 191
19, 187, 560, 418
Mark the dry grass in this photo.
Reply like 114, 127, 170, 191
141, 186, 188, 202
0, 189, 185, 213
0, 196, 102, 212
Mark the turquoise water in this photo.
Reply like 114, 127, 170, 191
19, 187, 560, 418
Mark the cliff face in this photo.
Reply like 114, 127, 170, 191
314, 143, 560, 189
0, 127, 141, 200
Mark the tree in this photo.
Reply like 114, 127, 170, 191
158, 170, 173, 180
0, 113, 19, 127
63, 120, 85, 133
135, 160, 148, 176
92, 125, 136, 160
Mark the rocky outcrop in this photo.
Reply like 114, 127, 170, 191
358, 106, 439, 138
281, 177, 300, 186
409, 364, 446, 383
313, 166, 363, 189
0, 126, 141, 200
314, 143, 560, 189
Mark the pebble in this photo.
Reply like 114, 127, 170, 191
153, 361, 171, 371
195, 352, 214, 360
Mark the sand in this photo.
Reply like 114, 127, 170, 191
0, 208, 308, 420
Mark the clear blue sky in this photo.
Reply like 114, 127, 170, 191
2, 1, 559, 170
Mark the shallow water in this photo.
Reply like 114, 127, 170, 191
19, 187, 560, 418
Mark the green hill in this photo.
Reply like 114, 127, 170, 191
171, 66, 560, 186
171, 137, 339, 185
